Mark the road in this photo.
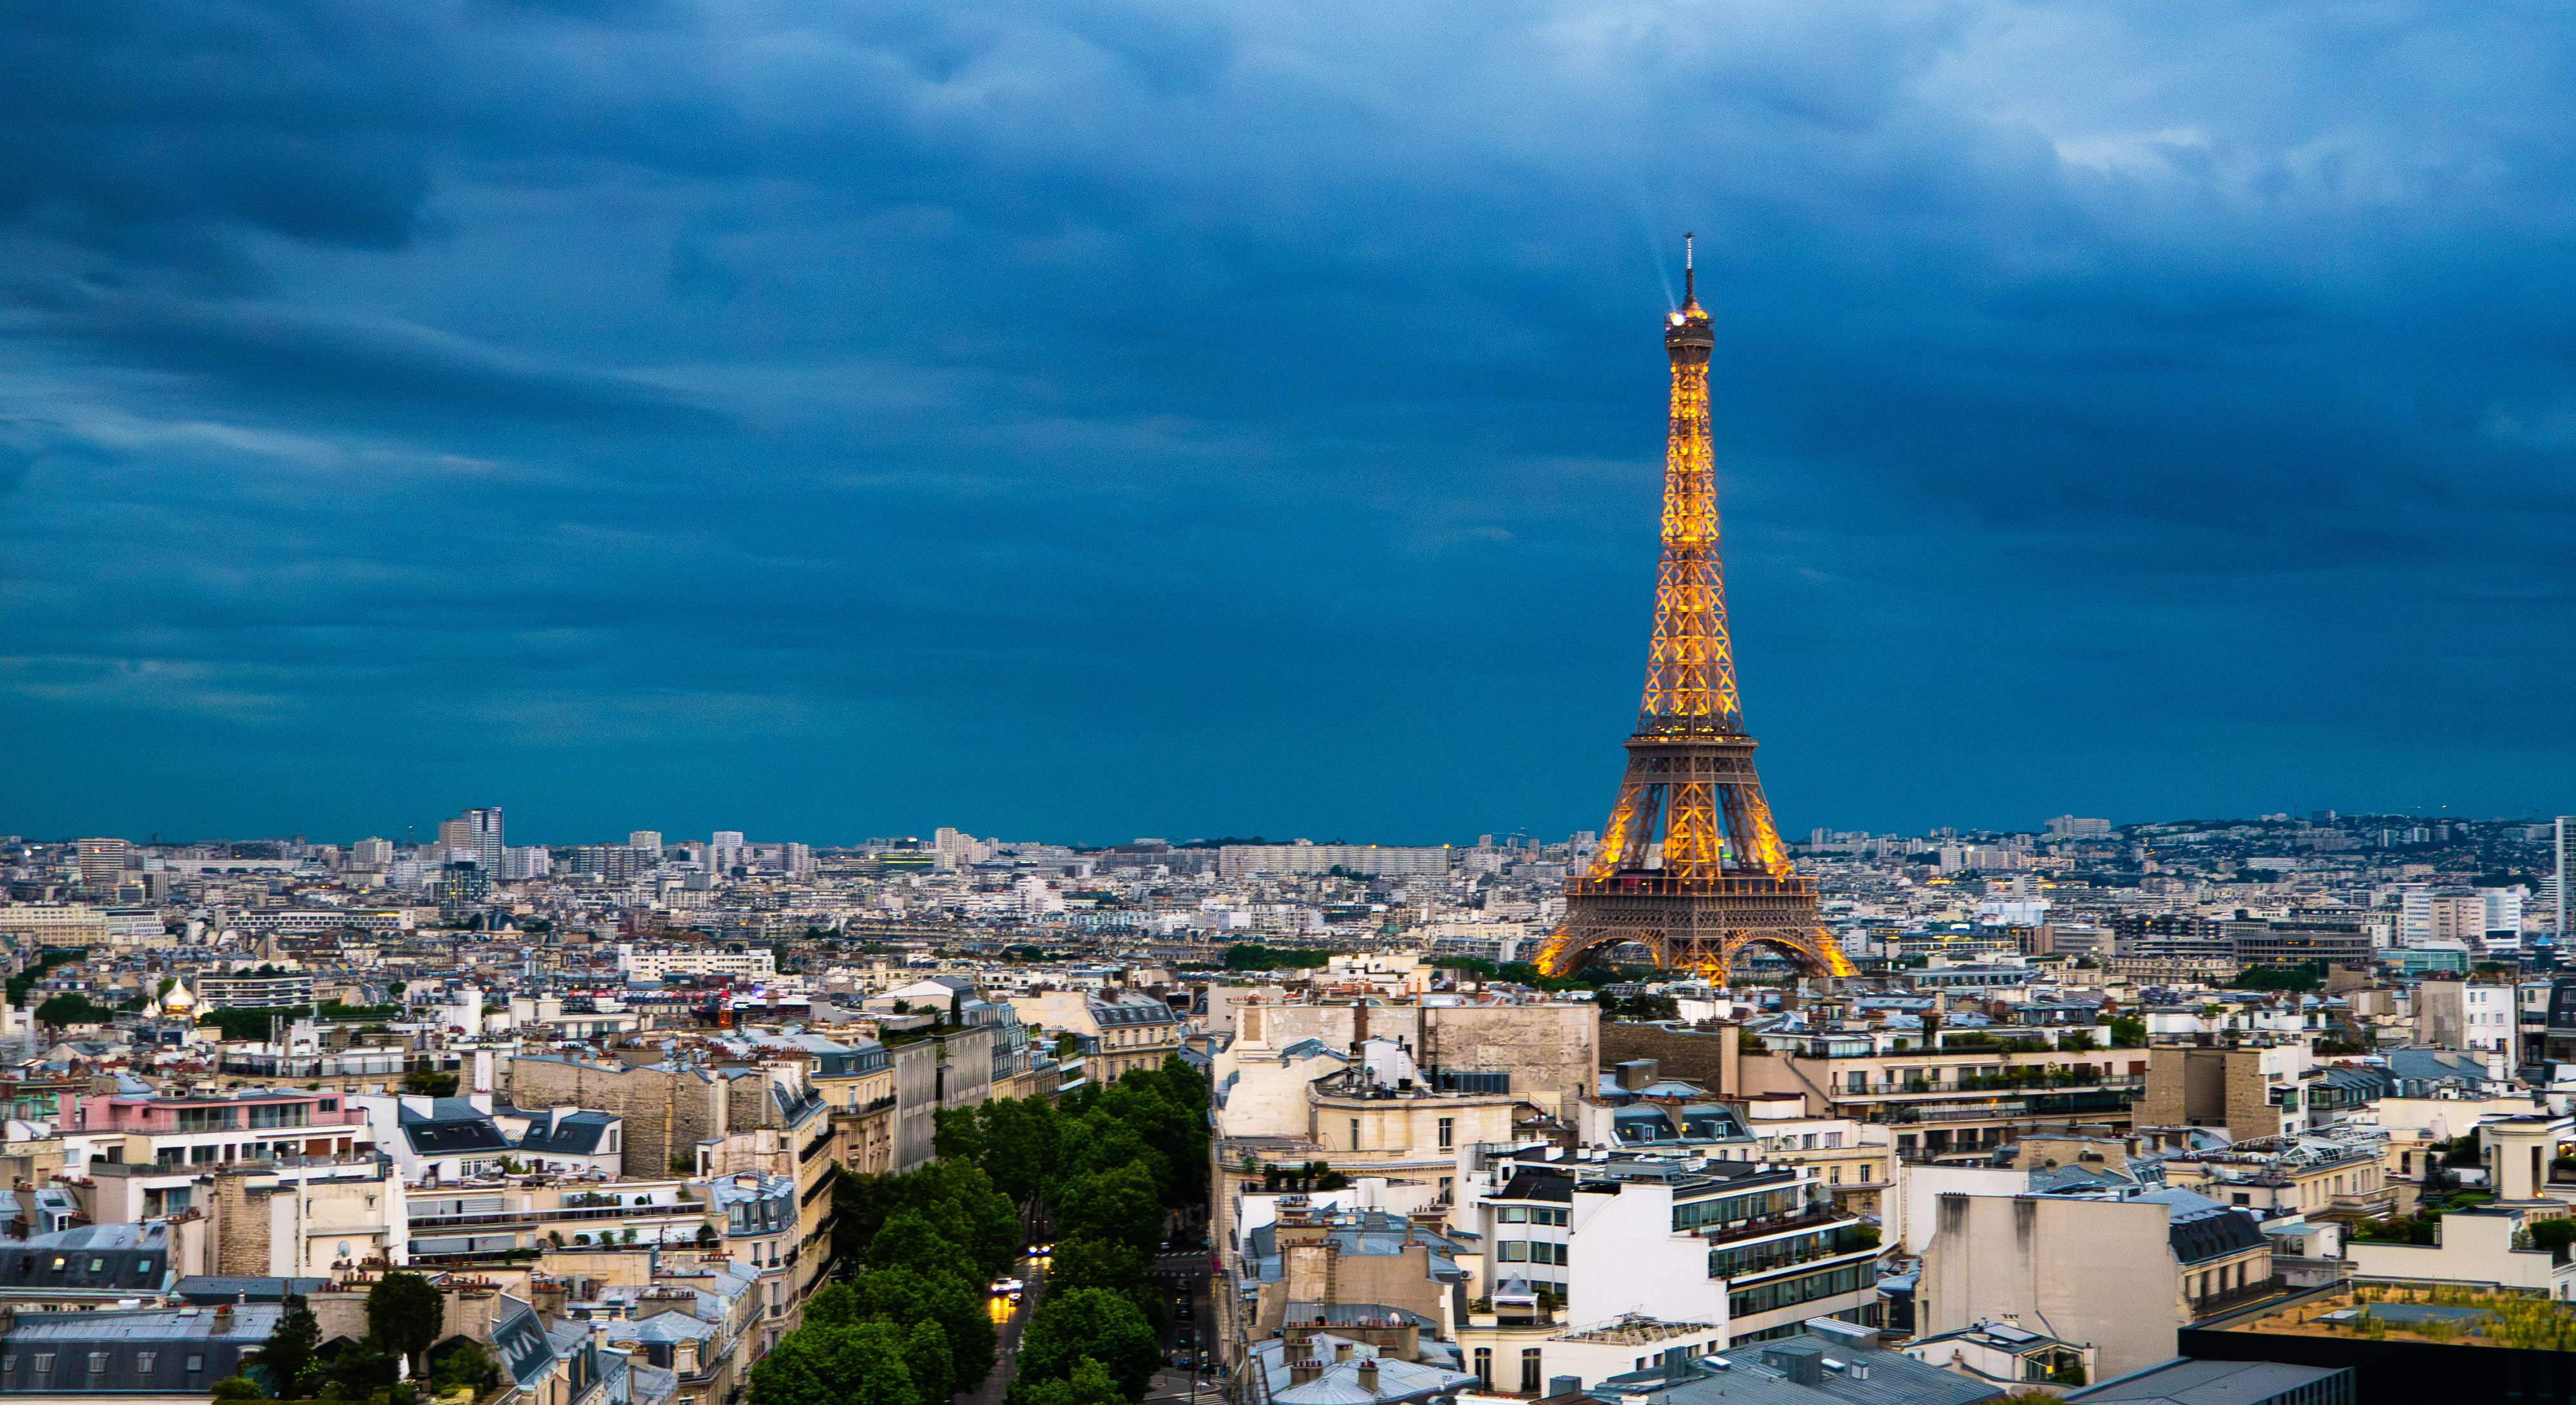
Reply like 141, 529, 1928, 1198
964, 1245, 1049, 1405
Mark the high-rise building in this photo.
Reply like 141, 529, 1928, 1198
781, 842, 813, 879
437, 816, 475, 863
503, 846, 552, 880
628, 830, 663, 856
2557, 816, 2575, 938
75, 838, 129, 890
465, 807, 504, 872
711, 830, 746, 873
2045, 815, 2112, 838
351, 837, 394, 870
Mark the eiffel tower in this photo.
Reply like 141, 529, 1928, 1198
1534, 239, 1852, 982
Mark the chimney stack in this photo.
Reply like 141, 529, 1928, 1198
1356, 1361, 1379, 1396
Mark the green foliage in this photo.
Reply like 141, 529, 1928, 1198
1496, 961, 1592, 993
6, 948, 86, 1006
402, 1071, 460, 1097
833, 1270, 996, 1392
1014, 1288, 1161, 1403
900, 1319, 954, 1404
2230, 962, 2325, 993
1598, 993, 1680, 1022
1056, 1164, 1164, 1254
322, 1336, 401, 1397
1016, 1359, 1128, 1405
211, 1377, 265, 1400
34, 992, 120, 1026
1222, 943, 1337, 970
364, 1272, 445, 1377
2531, 1217, 2576, 1265
256, 1294, 323, 1396
430, 1341, 494, 1394
748, 1315, 917, 1405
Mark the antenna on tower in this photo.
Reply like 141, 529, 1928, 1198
1684, 233, 1694, 302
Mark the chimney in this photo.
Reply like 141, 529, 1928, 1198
1616, 1060, 1660, 1092
1335, 1343, 1354, 1363
1548, 1377, 1583, 1398
1356, 1361, 1379, 1396
1290, 1358, 1321, 1386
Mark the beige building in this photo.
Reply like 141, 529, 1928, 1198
1231, 996, 1599, 1118
2136, 1042, 2309, 1144
1920, 1188, 2271, 1382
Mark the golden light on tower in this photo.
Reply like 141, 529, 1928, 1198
1537, 236, 1852, 982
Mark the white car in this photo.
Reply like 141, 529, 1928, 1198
991, 1278, 1025, 1297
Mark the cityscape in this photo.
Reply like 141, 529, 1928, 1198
4, 279, 2572, 1405
7, 4, 2576, 1405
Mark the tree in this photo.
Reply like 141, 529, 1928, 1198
844, 1268, 998, 1392
1018, 1359, 1127, 1405
869, 1211, 961, 1275
749, 1318, 918, 1405
1056, 1164, 1164, 1254
901, 1319, 954, 1404
402, 1071, 459, 1097
1014, 1288, 1160, 1402
323, 1337, 402, 1397
34, 993, 120, 1027
432, 1341, 496, 1394
365, 1272, 446, 1378
255, 1292, 323, 1397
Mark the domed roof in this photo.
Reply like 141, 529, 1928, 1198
157, 979, 197, 1013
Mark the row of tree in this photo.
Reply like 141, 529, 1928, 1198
752, 1052, 1212, 1405
943, 1056, 1211, 1405
752, 1158, 1019, 1405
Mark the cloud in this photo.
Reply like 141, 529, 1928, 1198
2, 0, 2575, 842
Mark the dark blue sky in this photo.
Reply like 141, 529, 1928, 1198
3, 1, 2573, 847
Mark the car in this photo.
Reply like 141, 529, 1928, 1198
990, 1278, 1025, 1296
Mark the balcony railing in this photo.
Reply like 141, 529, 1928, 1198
1700, 1206, 1852, 1248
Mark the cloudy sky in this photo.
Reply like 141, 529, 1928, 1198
4, 0, 2573, 847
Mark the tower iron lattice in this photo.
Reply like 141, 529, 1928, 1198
1533, 238, 1853, 983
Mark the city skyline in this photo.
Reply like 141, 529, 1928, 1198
5, 3, 2574, 843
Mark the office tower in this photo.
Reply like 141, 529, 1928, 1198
75, 838, 129, 889
628, 830, 663, 856
351, 837, 394, 869
437, 817, 474, 862
1535, 239, 1846, 981
2558, 816, 2575, 938
782, 842, 813, 879
465, 807, 504, 871
504, 846, 553, 880
712, 830, 745, 874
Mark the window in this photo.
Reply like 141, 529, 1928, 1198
137, 1352, 156, 1374
1473, 1349, 1491, 1386
1438, 1117, 1454, 1151
186, 1356, 204, 1374
1520, 1350, 1542, 1393
1829, 1165, 1841, 1185
88, 1352, 108, 1374
1499, 1241, 1528, 1261
3, 1354, 15, 1372
32, 1354, 53, 1376
49, 1257, 65, 1272
1500, 1207, 1528, 1223
1350, 1119, 1361, 1151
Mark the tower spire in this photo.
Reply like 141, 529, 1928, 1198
1531, 253, 1852, 985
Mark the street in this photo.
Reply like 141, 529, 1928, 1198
962, 1244, 1049, 1405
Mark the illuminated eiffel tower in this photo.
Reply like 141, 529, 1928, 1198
1534, 238, 1852, 982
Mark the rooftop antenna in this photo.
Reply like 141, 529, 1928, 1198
1684, 232, 1694, 303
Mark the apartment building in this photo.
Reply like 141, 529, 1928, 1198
64, 1088, 367, 1176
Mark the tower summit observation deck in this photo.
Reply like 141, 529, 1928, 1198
1533, 238, 1853, 982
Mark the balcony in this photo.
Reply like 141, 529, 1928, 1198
1700, 1206, 1853, 1248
